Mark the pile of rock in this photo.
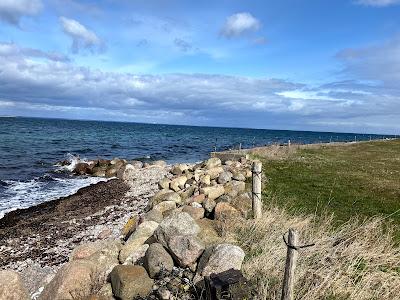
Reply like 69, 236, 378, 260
2, 157, 253, 300
72, 158, 167, 178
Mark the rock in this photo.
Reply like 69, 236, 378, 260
92, 166, 106, 177
224, 181, 246, 197
188, 194, 205, 204
196, 219, 222, 247
119, 221, 159, 263
144, 243, 174, 278
152, 160, 167, 168
130, 160, 144, 168
195, 244, 245, 281
232, 172, 246, 182
97, 283, 114, 299
155, 212, 200, 248
182, 205, 204, 220
205, 158, 221, 169
245, 169, 252, 178
214, 202, 241, 221
70, 240, 106, 260
170, 176, 187, 192
153, 201, 177, 214
200, 185, 225, 201
158, 178, 171, 190
150, 191, 182, 208
179, 185, 195, 200
206, 167, 224, 180
0, 270, 29, 300
218, 171, 232, 184
167, 235, 205, 268
97, 227, 112, 239
215, 194, 231, 203
231, 193, 252, 218
121, 215, 138, 240
191, 201, 203, 208
200, 174, 211, 185
171, 164, 188, 175
74, 162, 90, 175
203, 198, 216, 213
157, 287, 171, 300
143, 209, 164, 223
163, 192, 182, 204
116, 164, 134, 180
123, 243, 149, 265
39, 260, 97, 300
110, 265, 153, 300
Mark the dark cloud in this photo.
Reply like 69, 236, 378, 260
174, 38, 193, 52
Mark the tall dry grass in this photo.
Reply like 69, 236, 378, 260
230, 206, 400, 300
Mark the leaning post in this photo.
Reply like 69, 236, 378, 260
281, 228, 299, 300
252, 160, 262, 219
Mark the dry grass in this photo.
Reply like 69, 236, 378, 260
229, 207, 400, 300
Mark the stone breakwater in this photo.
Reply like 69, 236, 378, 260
1, 156, 254, 300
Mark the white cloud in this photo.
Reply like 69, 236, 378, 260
220, 12, 261, 38
0, 0, 42, 26
60, 17, 103, 53
356, 0, 400, 6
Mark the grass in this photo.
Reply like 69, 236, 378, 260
224, 139, 400, 299
250, 139, 400, 228
231, 207, 400, 300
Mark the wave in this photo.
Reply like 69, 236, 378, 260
0, 175, 107, 219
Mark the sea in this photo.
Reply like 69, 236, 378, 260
0, 116, 394, 218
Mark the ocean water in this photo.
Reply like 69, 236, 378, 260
0, 117, 393, 218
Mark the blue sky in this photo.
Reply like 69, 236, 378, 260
0, 0, 399, 134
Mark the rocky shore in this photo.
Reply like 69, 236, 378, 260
1, 155, 254, 300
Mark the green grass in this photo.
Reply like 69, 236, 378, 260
255, 140, 400, 227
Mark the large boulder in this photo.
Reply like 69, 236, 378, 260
122, 244, 149, 265
167, 235, 205, 268
195, 244, 245, 282
218, 171, 232, 184
158, 178, 171, 190
224, 181, 246, 197
214, 202, 241, 221
119, 221, 159, 263
39, 260, 97, 300
153, 201, 177, 214
200, 174, 211, 185
171, 164, 188, 175
205, 158, 221, 169
232, 172, 246, 182
143, 209, 164, 223
0, 270, 29, 300
110, 265, 153, 300
200, 185, 225, 201
155, 212, 200, 248
206, 167, 224, 180
196, 219, 222, 247
182, 205, 205, 220
149, 191, 182, 208
144, 243, 174, 278
231, 193, 252, 218
170, 175, 187, 192
74, 162, 90, 175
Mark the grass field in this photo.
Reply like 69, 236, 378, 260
250, 139, 400, 227
233, 139, 400, 299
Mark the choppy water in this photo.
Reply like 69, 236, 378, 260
0, 116, 394, 218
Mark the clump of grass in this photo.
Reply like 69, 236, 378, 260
230, 207, 400, 300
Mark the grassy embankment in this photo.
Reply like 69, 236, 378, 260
230, 139, 400, 299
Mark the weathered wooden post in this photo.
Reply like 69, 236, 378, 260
252, 160, 262, 219
281, 228, 299, 300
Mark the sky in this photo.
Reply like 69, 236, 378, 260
0, 0, 399, 134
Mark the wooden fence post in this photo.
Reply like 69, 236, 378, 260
252, 160, 262, 219
281, 228, 299, 300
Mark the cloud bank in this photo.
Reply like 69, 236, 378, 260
0, 0, 42, 26
0, 40, 399, 133
60, 17, 104, 53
